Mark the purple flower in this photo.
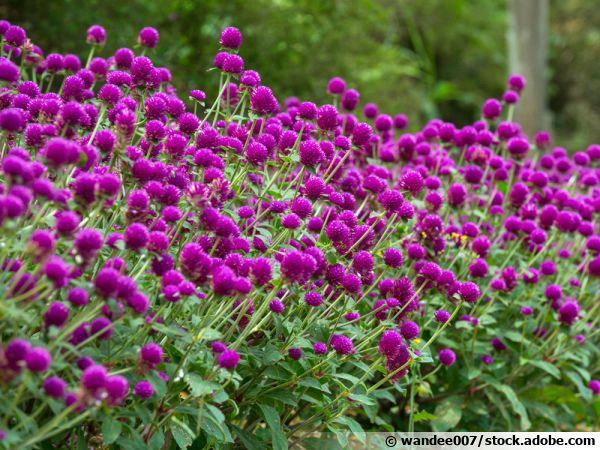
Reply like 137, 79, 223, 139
330, 334, 355, 355
138, 27, 160, 48
140, 343, 163, 368
400, 321, 420, 340
86, 25, 106, 45
438, 348, 456, 366
220, 27, 242, 49
25, 347, 52, 372
43, 376, 67, 398
313, 342, 328, 354
134, 380, 155, 398
218, 349, 241, 369
288, 348, 302, 360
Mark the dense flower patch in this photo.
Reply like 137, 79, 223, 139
0, 19, 599, 449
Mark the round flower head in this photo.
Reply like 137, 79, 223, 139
313, 342, 328, 354
589, 380, 600, 396
434, 309, 450, 323
330, 334, 355, 355
459, 281, 480, 303
438, 348, 456, 366
269, 299, 285, 314
383, 248, 403, 268
217, 349, 240, 369
288, 348, 303, 360
138, 27, 159, 48
43, 376, 67, 398
44, 302, 69, 328
304, 291, 323, 307
327, 77, 346, 95
378, 330, 403, 358
400, 321, 420, 340
106, 375, 129, 404
134, 380, 155, 398
5, 339, 31, 365
220, 27, 242, 49
86, 25, 106, 45
25, 347, 52, 372
81, 364, 108, 392
140, 343, 163, 367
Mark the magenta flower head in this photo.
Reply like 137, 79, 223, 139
400, 321, 420, 340
459, 281, 480, 303
94, 268, 120, 298
82, 364, 108, 392
5, 339, 31, 366
383, 248, 403, 268
269, 299, 285, 314
217, 349, 240, 369
482, 98, 502, 119
288, 348, 303, 360
86, 25, 106, 45
140, 342, 163, 368
299, 139, 324, 166
378, 330, 403, 358
250, 86, 278, 115
134, 380, 155, 399
220, 27, 242, 49
330, 334, 355, 355
74, 228, 103, 260
44, 301, 69, 328
304, 291, 323, 307
5, 25, 26, 47
124, 223, 149, 251
25, 347, 52, 372
508, 74, 526, 92
434, 310, 451, 323
43, 376, 67, 398
438, 348, 456, 366
589, 380, 600, 396
327, 77, 346, 95
313, 342, 328, 355
106, 375, 129, 405
0, 58, 20, 83
316, 104, 338, 131
138, 27, 159, 48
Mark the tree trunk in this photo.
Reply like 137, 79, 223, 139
507, 0, 549, 137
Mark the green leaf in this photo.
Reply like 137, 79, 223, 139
492, 384, 531, 430
259, 404, 288, 450
333, 415, 365, 436
431, 396, 462, 431
185, 374, 218, 397
232, 425, 265, 450
413, 410, 437, 423
101, 416, 122, 444
528, 360, 560, 379
171, 419, 195, 449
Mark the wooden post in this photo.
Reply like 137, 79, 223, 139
507, 0, 549, 136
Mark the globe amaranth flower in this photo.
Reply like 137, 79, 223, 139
106, 375, 129, 404
220, 27, 242, 49
438, 348, 456, 366
313, 342, 328, 354
217, 349, 240, 369
378, 330, 403, 358
86, 25, 106, 45
140, 342, 163, 368
25, 347, 52, 372
134, 380, 155, 398
43, 376, 67, 398
138, 27, 159, 48
400, 321, 419, 340
330, 334, 355, 355
459, 281, 480, 303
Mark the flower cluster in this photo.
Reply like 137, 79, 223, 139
0, 19, 598, 447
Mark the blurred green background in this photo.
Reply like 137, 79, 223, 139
2, 0, 599, 149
